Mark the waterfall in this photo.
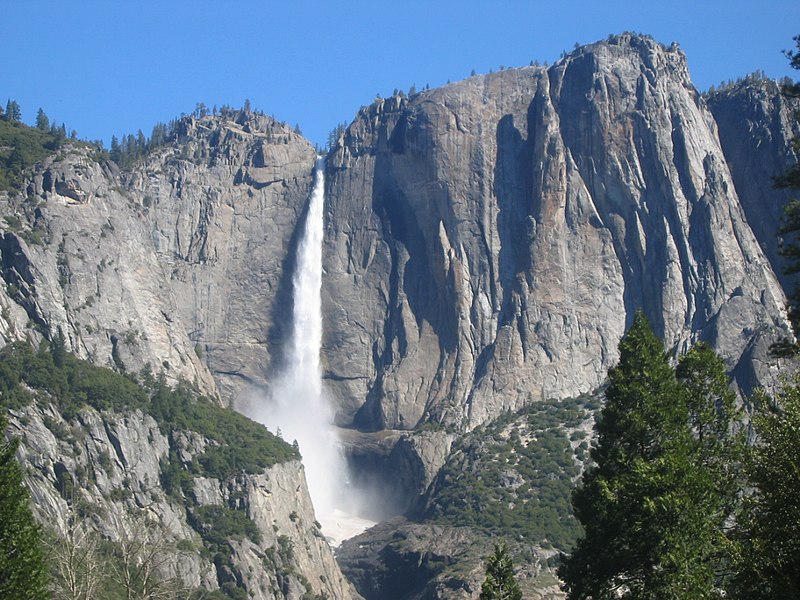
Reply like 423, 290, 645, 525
268, 157, 343, 514
247, 157, 378, 545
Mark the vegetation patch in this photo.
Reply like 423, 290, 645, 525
0, 106, 67, 190
188, 504, 261, 547
0, 340, 298, 481
423, 395, 597, 551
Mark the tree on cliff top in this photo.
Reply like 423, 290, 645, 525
0, 412, 49, 599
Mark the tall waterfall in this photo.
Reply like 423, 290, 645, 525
259, 158, 363, 540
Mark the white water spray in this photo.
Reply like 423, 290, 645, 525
252, 158, 374, 543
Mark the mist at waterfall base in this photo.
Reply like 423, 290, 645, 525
245, 159, 377, 545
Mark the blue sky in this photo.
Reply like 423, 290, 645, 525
2, 1, 798, 148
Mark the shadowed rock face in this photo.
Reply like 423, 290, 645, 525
322, 34, 791, 432
706, 77, 800, 292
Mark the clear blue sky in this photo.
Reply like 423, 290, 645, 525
2, 1, 798, 148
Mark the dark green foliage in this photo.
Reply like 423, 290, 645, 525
148, 379, 299, 480
327, 122, 348, 149
0, 341, 148, 418
425, 395, 593, 550
188, 504, 261, 547
480, 542, 522, 600
676, 342, 745, 503
593, 311, 685, 466
109, 128, 166, 168
733, 378, 800, 598
0, 340, 297, 487
35, 108, 49, 131
187, 505, 260, 599
159, 449, 195, 499
4, 99, 21, 122
0, 412, 49, 599
559, 312, 744, 599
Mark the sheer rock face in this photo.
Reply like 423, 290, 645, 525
0, 113, 316, 402
323, 34, 790, 432
0, 36, 797, 598
706, 78, 800, 291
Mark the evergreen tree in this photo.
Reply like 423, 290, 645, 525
193, 102, 208, 118
136, 130, 146, 156
559, 312, 739, 598
150, 122, 167, 148
0, 412, 49, 598
109, 135, 121, 164
676, 342, 744, 471
35, 108, 49, 131
674, 342, 746, 593
480, 542, 522, 600
5, 99, 21, 122
732, 377, 800, 598
50, 327, 67, 369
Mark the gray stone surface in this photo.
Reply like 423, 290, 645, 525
322, 34, 791, 433
706, 76, 800, 291
0, 33, 798, 600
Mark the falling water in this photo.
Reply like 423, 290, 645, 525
255, 157, 373, 543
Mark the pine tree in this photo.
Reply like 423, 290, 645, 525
109, 135, 121, 164
5, 99, 21, 122
732, 377, 800, 598
559, 312, 739, 598
674, 342, 746, 593
480, 542, 522, 600
35, 108, 49, 131
0, 412, 48, 598
50, 327, 67, 369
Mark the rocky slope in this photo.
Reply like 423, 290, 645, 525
0, 111, 360, 598
337, 394, 597, 600
1, 344, 359, 599
322, 34, 791, 434
2, 36, 793, 439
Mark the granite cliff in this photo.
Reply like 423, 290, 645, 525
0, 109, 316, 404
706, 75, 800, 291
1, 343, 359, 599
322, 34, 792, 435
